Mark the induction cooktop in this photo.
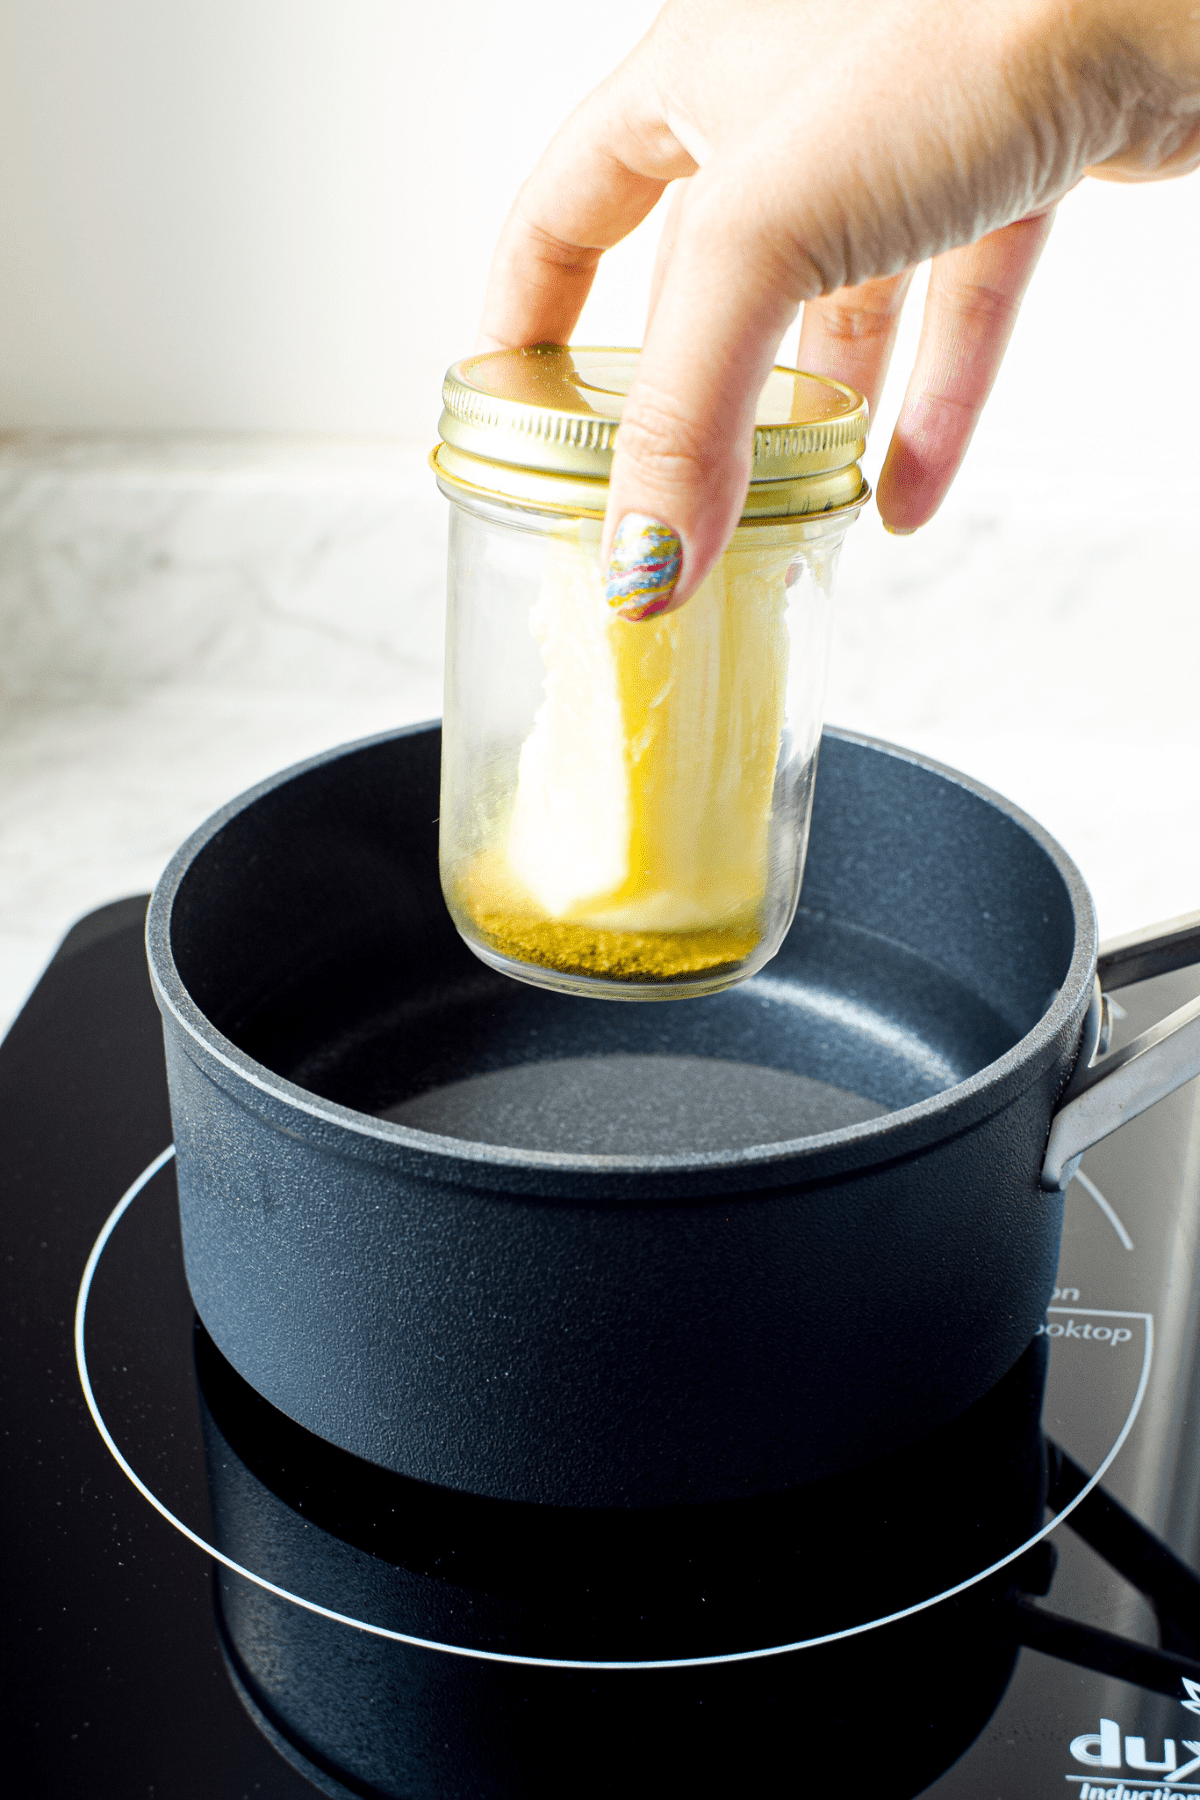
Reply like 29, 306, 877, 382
4, 896, 1200, 1798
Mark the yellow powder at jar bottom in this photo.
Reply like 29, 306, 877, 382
457, 874, 761, 983
457, 528, 789, 985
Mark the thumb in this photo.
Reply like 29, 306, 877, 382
602, 168, 807, 622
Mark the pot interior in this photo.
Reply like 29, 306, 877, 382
165, 726, 1084, 1157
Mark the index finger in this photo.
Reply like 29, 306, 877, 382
477, 57, 695, 353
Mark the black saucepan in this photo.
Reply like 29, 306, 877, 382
146, 723, 1200, 1508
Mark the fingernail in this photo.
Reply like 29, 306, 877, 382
882, 520, 917, 537
605, 514, 682, 621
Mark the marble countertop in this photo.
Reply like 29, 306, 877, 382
2, 434, 1197, 1039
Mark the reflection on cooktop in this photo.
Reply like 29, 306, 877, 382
196, 1320, 1050, 1658
197, 1323, 1045, 1795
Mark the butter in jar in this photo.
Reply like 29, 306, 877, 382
431, 346, 869, 1001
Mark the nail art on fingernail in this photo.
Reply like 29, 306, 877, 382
605, 514, 682, 621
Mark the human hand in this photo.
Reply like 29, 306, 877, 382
478, 0, 1200, 614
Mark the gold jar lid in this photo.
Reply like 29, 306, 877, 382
432, 344, 869, 522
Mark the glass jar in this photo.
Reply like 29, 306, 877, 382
432, 346, 868, 1001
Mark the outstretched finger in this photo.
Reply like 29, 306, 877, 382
876, 211, 1056, 533
796, 272, 916, 422
477, 52, 695, 354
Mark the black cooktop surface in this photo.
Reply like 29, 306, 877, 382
4, 896, 1200, 1798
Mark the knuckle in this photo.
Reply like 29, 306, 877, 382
916, 385, 976, 423
945, 278, 1020, 331
615, 385, 722, 485
817, 290, 907, 344
511, 208, 604, 275
831, 311, 889, 346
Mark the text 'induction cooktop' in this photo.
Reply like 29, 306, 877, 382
3, 895, 1200, 1799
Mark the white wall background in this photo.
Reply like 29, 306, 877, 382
0, 0, 667, 435
1, 0, 1199, 1030
0, 0, 1197, 469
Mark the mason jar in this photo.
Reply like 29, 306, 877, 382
431, 345, 869, 1001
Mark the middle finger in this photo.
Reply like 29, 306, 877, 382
795, 271, 916, 418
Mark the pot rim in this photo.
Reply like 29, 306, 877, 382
146, 722, 1097, 1201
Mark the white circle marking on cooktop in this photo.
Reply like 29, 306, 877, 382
1074, 1168, 1135, 1250
75, 1148, 1154, 1671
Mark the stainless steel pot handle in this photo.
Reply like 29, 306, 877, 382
1042, 909, 1200, 1191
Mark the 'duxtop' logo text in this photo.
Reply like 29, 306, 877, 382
1068, 1682, 1200, 1793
